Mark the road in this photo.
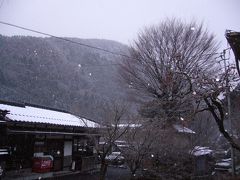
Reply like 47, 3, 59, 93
49, 166, 131, 180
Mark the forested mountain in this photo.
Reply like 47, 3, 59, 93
0, 35, 131, 122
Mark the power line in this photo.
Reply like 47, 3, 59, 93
0, 21, 131, 59
0, 20, 222, 64
2, 62, 121, 67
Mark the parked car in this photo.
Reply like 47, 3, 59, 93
0, 148, 9, 178
105, 152, 124, 165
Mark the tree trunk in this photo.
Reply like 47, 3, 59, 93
130, 170, 137, 180
130, 165, 138, 180
205, 98, 240, 152
99, 161, 108, 180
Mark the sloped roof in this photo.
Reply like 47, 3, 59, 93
191, 146, 212, 156
0, 101, 99, 128
173, 124, 196, 134
225, 30, 240, 75
118, 124, 142, 128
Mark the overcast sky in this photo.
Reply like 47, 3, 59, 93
0, 0, 239, 47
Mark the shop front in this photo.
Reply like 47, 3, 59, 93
72, 136, 99, 171
0, 100, 101, 177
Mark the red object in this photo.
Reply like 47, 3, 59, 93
32, 157, 53, 173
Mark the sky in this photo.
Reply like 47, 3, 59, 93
0, 0, 239, 47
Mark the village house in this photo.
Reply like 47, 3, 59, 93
106, 122, 196, 169
0, 100, 101, 178
140, 124, 196, 170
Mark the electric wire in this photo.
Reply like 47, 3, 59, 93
0, 21, 233, 111
0, 20, 223, 68
0, 21, 131, 60
0, 21, 230, 85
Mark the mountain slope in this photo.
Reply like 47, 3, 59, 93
0, 35, 130, 121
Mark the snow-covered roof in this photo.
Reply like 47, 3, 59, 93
0, 102, 99, 128
118, 124, 142, 128
215, 158, 231, 167
115, 140, 127, 143
191, 146, 213, 156
173, 124, 196, 134
99, 141, 106, 145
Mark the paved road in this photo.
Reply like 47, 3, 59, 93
106, 166, 131, 180
49, 166, 131, 180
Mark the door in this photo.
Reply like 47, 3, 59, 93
46, 140, 63, 171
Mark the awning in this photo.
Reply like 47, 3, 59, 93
7, 129, 101, 136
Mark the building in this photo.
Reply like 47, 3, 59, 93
0, 100, 101, 176
225, 30, 240, 75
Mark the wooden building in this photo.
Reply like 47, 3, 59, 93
0, 100, 101, 175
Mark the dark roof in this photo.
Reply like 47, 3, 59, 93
225, 30, 240, 75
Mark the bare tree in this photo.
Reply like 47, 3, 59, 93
119, 117, 196, 179
152, 132, 195, 179
119, 117, 157, 178
120, 18, 240, 151
121, 18, 218, 125
96, 101, 129, 180
191, 111, 220, 148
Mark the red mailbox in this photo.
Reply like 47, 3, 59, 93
32, 156, 53, 173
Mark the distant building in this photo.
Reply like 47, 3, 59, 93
142, 123, 196, 170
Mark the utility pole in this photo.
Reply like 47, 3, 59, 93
222, 49, 236, 175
